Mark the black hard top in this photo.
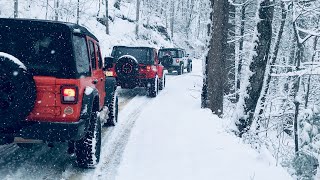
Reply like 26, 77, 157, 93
0, 18, 98, 41
159, 47, 185, 51
113, 45, 156, 50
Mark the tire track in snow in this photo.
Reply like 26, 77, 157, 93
64, 96, 151, 180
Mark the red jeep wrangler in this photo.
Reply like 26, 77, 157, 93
0, 18, 118, 168
105, 46, 166, 97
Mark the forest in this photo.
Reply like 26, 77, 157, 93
2, 0, 320, 179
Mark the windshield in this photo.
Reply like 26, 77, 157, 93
111, 47, 152, 64
0, 25, 75, 78
158, 50, 178, 58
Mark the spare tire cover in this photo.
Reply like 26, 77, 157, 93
0, 53, 36, 128
115, 56, 139, 80
161, 55, 173, 67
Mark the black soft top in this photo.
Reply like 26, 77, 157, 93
113, 46, 155, 50
159, 48, 184, 51
0, 18, 98, 41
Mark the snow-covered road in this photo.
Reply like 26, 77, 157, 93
0, 69, 180, 180
0, 60, 292, 180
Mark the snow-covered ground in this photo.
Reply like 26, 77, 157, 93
0, 60, 292, 180
112, 60, 292, 180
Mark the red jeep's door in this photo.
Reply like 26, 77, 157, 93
87, 38, 106, 109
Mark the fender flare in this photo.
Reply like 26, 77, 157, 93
78, 87, 99, 139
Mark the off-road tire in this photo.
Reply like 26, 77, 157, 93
115, 56, 139, 82
106, 92, 119, 126
0, 53, 36, 128
75, 109, 101, 168
147, 75, 159, 98
159, 73, 166, 90
160, 55, 173, 68
177, 64, 183, 75
187, 63, 192, 73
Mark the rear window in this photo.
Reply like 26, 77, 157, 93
0, 24, 75, 78
111, 47, 153, 64
158, 50, 179, 58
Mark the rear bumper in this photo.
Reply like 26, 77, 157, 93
118, 78, 154, 88
165, 65, 180, 71
18, 118, 86, 142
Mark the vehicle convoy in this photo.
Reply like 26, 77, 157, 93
0, 18, 118, 168
158, 48, 192, 75
104, 46, 166, 97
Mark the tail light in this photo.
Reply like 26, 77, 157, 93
146, 65, 157, 72
176, 59, 180, 63
61, 85, 78, 104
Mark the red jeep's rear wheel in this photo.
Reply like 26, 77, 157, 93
75, 109, 102, 168
159, 72, 166, 90
147, 75, 159, 97
106, 92, 119, 126
0, 53, 36, 129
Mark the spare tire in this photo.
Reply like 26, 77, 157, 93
115, 56, 139, 81
0, 53, 36, 128
160, 55, 173, 68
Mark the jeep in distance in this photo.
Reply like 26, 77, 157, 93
105, 46, 166, 97
158, 48, 192, 75
0, 18, 118, 168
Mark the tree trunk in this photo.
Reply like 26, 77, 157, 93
54, 0, 59, 21
105, 0, 109, 34
206, 0, 229, 116
305, 37, 318, 109
256, 2, 287, 122
135, 0, 140, 39
45, 0, 49, 19
236, 3, 246, 102
170, 0, 175, 40
14, 0, 18, 18
114, 0, 121, 10
76, 0, 80, 24
237, 0, 274, 135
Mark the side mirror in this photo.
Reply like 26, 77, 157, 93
104, 57, 115, 69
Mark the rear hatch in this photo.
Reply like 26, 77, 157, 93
28, 77, 60, 121
159, 49, 180, 66
0, 19, 77, 121
111, 46, 154, 78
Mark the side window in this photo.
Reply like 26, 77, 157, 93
178, 50, 183, 58
96, 44, 103, 69
154, 50, 159, 64
182, 50, 185, 57
73, 35, 90, 76
89, 41, 96, 70
150, 49, 155, 63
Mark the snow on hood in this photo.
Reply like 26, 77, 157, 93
0, 52, 27, 71
119, 55, 138, 63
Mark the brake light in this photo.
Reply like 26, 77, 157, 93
145, 65, 157, 72
176, 59, 180, 63
61, 86, 78, 104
